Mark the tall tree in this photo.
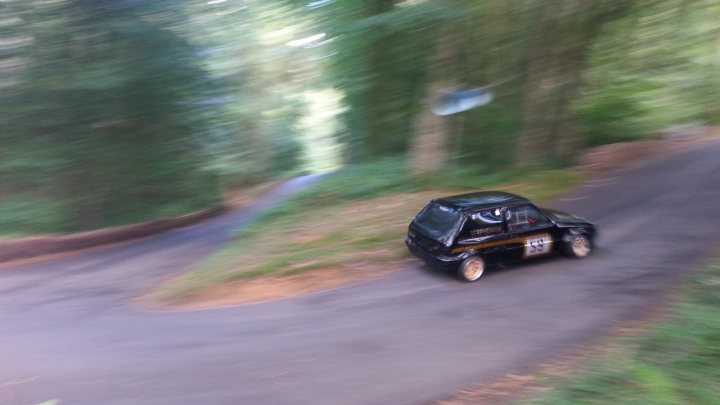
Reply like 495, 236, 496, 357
514, 0, 637, 167
1, 0, 220, 230
408, 23, 462, 175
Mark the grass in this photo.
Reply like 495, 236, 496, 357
523, 258, 720, 405
154, 159, 584, 301
238, 158, 579, 237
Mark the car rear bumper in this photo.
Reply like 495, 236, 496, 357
405, 237, 462, 271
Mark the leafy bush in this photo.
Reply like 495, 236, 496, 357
576, 89, 650, 146
0, 197, 69, 236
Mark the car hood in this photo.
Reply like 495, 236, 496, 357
542, 208, 593, 227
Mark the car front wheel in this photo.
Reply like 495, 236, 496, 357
563, 232, 592, 258
458, 256, 485, 282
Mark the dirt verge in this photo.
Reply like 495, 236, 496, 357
141, 260, 408, 310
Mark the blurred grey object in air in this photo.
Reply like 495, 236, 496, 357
432, 87, 494, 116
307, 0, 334, 10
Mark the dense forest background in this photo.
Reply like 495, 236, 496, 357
1, 0, 718, 234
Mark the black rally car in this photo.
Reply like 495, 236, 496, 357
405, 191, 596, 282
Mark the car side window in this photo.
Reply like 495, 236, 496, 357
457, 209, 505, 240
507, 205, 551, 232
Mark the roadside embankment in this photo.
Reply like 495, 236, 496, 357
0, 206, 224, 264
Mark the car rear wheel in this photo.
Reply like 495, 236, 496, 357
458, 256, 485, 282
563, 233, 592, 258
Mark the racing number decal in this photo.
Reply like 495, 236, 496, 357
524, 235, 552, 258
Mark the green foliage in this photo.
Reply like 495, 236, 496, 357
528, 259, 720, 405
459, 100, 524, 169
293, 158, 420, 203
579, 0, 720, 135
0, 198, 68, 236
183, 0, 311, 186
236, 159, 418, 230
304, 0, 720, 167
576, 88, 649, 146
2, 0, 720, 236
311, 1, 438, 160
0, 1, 221, 232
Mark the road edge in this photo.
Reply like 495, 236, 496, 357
0, 205, 225, 264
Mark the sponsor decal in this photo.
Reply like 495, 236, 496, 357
452, 233, 553, 255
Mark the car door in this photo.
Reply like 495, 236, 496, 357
505, 204, 555, 261
451, 207, 517, 263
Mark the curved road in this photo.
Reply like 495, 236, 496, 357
2, 144, 720, 405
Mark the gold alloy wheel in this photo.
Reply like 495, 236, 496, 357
461, 257, 485, 282
571, 235, 591, 257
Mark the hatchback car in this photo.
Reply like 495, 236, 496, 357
405, 191, 596, 282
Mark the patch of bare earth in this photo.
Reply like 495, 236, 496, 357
143, 192, 438, 310
154, 260, 410, 310
434, 344, 619, 405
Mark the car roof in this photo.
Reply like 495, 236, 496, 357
434, 191, 530, 212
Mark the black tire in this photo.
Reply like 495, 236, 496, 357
458, 256, 485, 282
562, 232, 593, 258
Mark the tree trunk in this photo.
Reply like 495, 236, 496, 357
516, 0, 632, 167
515, 1, 557, 168
409, 24, 461, 176
409, 82, 452, 175
363, 0, 398, 158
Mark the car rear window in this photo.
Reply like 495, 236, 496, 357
413, 202, 461, 242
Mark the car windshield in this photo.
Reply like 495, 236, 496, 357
413, 202, 462, 242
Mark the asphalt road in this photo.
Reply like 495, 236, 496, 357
2, 143, 720, 405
